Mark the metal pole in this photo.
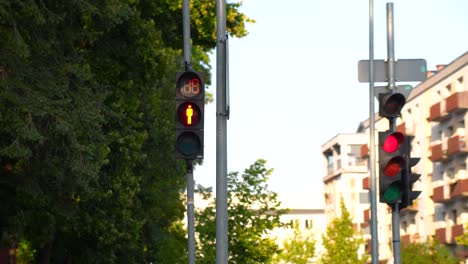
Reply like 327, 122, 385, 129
216, 0, 228, 263
392, 203, 401, 264
369, 0, 379, 263
182, 1, 196, 263
186, 161, 196, 264
387, 3, 401, 264
386, 3, 396, 91
183, 0, 191, 70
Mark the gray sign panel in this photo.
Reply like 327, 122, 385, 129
358, 59, 427, 83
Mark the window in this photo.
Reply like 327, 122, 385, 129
452, 210, 457, 225
359, 192, 369, 204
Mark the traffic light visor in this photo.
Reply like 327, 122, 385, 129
382, 93, 406, 116
382, 132, 404, 153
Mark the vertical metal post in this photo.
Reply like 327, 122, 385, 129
183, 0, 191, 70
216, 0, 229, 263
387, 3, 401, 264
368, 0, 379, 263
186, 161, 196, 264
182, 1, 196, 263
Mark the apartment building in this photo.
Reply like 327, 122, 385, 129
323, 51, 468, 263
321, 133, 369, 228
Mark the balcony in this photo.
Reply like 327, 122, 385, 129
450, 178, 468, 199
430, 143, 447, 162
432, 185, 448, 203
447, 135, 468, 156
363, 208, 370, 222
362, 176, 370, 190
428, 102, 449, 122
435, 227, 447, 243
360, 144, 369, 158
452, 224, 465, 241
446, 91, 468, 114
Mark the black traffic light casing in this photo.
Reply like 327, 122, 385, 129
378, 130, 406, 205
379, 92, 406, 118
401, 136, 421, 209
175, 70, 205, 160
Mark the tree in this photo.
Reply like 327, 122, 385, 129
0, 0, 252, 262
319, 198, 368, 264
274, 220, 316, 264
401, 238, 459, 264
195, 159, 288, 264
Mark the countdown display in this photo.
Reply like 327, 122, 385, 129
177, 72, 203, 98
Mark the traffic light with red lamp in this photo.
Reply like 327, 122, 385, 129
378, 131, 406, 205
378, 89, 421, 209
175, 70, 204, 160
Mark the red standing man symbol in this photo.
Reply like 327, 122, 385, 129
186, 104, 193, 125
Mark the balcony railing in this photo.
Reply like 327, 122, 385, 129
428, 102, 448, 121
360, 144, 369, 158
362, 176, 370, 190
363, 208, 370, 222
447, 135, 467, 156
446, 91, 468, 113
450, 178, 468, 199
432, 185, 447, 203
431, 143, 447, 162
435, 227, 447, 243
452, 224, 464, 241
432, 179, 468, 203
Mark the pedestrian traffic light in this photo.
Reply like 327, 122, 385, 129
378, 130, 406, 205
401, 137, 421, 209
379, 92, 406, 118
175, 70, 204, 160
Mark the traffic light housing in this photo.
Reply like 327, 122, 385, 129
401, 136, 421, 209
378, 131, 406, 205
379, 92, 406, 118
175, 70, 204, 160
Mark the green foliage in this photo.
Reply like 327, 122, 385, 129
16, 238, 36, 264
0, 0, 252, 262
401, 238, 459, 264
274, 220, 316, 264
319, 198, 368, 264
196, 159, 287, 264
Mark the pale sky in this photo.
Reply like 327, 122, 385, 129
194, 0, 468, 207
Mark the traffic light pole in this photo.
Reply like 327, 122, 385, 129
386, 3, 401, 264
182, 2, 196, 264
186, 161, 196, 264
368, 0, 379, 263
216, 0, 229, 263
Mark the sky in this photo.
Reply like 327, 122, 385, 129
193, 0, 468, 207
